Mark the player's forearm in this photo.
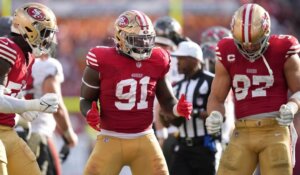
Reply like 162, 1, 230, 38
153, 102, 165, 129
207, 96, 226, 116
79, 98, 93, 117
54, 103, 72, 131
159, 97, 178, 120
0, 95, 41, 113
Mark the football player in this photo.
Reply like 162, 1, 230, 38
25, 48, 78, 175
80, 10, 193, 175
200, 26, 235, 171
0, 2, 59, 175
153, 16, 187, 83
205, 3, 300, 175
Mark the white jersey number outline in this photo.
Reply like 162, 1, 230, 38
6, 81, 23, 97
233, 74, 274, 101
115, 76, 150, 110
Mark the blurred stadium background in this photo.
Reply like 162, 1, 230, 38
1, 0, 300, 174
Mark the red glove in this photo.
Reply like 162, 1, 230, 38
175, 94, 193, 120
86, 101, 101, 131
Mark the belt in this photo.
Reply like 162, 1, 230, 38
235, 118, 278, 128
178, 137, 204, 147
0, 124, 12, 131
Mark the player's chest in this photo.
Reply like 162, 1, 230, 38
9, 58, 31, 82
103, 60, 161, 80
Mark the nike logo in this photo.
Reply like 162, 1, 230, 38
40, 100, 51, 111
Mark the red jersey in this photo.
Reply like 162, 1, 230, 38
86, 47, 170, 133
0, 37, 35, 127
216, 35, 300, 119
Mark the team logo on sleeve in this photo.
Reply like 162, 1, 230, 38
27, 7, 46, 21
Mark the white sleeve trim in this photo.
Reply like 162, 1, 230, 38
82, 78, 100, 89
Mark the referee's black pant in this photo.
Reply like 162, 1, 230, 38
170, 137, 216, 175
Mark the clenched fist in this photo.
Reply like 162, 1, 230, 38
173, 94, 193, 120
86, 101, 101, 131
38, 93, 59, 113
277, 102, 298, 126
205, 111, 223, 135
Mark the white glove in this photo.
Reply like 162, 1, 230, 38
0, 85, 11, 95
36, 93, 59, 113
20, 111, 39, 122
205, 111, 223, 135
277, 102, 298, 126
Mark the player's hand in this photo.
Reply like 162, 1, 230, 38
86, 101, 101, 131
20, 111, 39, 122
63, 128, 78, 147
38, 93, 59, 113
205, 111, 223, 135
277, 102, 298, 126
174, 94, 193, 120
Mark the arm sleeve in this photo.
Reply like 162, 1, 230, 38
0, 94, 40, 114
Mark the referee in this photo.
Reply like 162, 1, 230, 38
169, 41, 217, 175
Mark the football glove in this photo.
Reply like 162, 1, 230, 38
173, 94, 193, 120
86, 101, 101, 131
35, 93, 59, 113
205, 111, 223, 135
277, 102, 298, 126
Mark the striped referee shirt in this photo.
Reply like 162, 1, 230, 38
173, 70, 214, 138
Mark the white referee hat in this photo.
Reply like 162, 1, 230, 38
171, 41, 203, 63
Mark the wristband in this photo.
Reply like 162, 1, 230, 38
172, 104, 180, 117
